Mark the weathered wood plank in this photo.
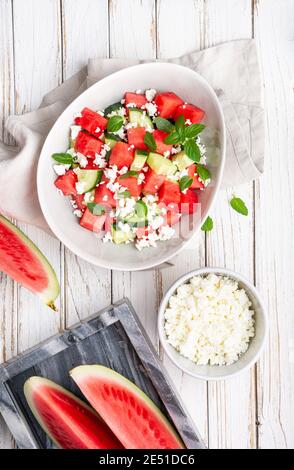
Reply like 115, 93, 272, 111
202, 0, 256, 449
12, 0, 63, 349
157, 0, 208, 446
254, 0, 294, 449
61, 0, 111, 326
0, 0, 17, 449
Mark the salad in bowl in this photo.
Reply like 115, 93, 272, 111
53, 89, 210, 251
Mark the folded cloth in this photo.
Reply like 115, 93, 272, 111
0, 39, 264, 233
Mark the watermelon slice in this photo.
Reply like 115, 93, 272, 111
80, 209, 106, 233
0, 216, 60, 310
158, 181, 181, 205
174, 103, 205, 124
154, 92, 184, 119
75, 107, 108, 137
187, 164, 204, 189
117, 175, 142, 197
54, 170, 77, 196
153, 130, 172, 155
24, 377, 123, 449
70, 365, 184, 449
180, 189, 199, 214
142, 170, 165, 195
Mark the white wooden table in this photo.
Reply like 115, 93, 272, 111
0, 0, 293, 449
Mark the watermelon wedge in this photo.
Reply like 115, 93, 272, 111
24, 377, 123, 449
0, 215, 60, 311
70, 365, 185, 449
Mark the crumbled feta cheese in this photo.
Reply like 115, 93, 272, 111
70, 125, 81, 140
70, 199, 77, 209
158, 225, 175, 241
97, 110, 105, 116
185, 119, 192, 126
125, 121, 138, 130
75, 182, 86, 194
151, 216, 164, 230
164, 274, 255, 366
135, 89, 142, 94
144, 102, 157, 117
73, 112, 82, 119
126, 102, 136, 108
118, 166, 128, 175
171, 146, 182, 155
163, 151, 170, 158
95, 127, 101, 134
118, 221, 131, 233
107, 181, 120, 193
75, 152, 88, 168
108, 107, 126, 118
56, 189, 64, 197
103, 232, 113, 243
67, 148, 77, 157
120, 98, 125, 104
53, 164, 71, 176
73, 209, 83, 218
104, 165, 118, 182
128, 144, 135, 151
145, 88, 157, 102
94, 153, 107, 168
84, 191, 94, 203
137, 173, 145, 185
102, 195, 108, 202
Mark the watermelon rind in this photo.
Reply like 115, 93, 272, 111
70, 365, 185, 449
0, 215, 60, 310
24, 376, 123, 449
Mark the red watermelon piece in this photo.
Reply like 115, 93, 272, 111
54, 170, 77, 196
153, 130, 173, 155
80, 209, 106, 233
187, 164, 204, 189
117, 175, 142, 197
127, 127, 147, 151
109, 142, 134, 169
94, 185, 116, 208
75, 131, 103, 159
142, 170, 165, 195
75, 107, 108, 137
180, 189, 199, 214
154, 92, 184, 119
174, 103, 205, 124
125, 92, 147, 109
158, 180, 181, 205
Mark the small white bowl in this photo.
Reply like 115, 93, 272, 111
158, 267, 268, 381
37, 62, 226, 271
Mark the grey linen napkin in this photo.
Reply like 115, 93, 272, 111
0, 39, 264, 233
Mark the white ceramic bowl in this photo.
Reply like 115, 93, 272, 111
38, 63, 226, 271
158, 267, 268, 380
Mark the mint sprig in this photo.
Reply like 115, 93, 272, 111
184, 140, 201, 162
185, 123, 205, 139
179, 176, 193, 192
230, 197, 248, 216
144, 131, 157, 152
107, 115, 124, 133
52, 153, 74, 164
87, 203, 106, 216
196, 164, 210, 181
153, 117, 174, 133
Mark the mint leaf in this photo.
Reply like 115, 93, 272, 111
185, 123, 205, 139
230, 197, 248, 216
201, 216, 213, 232
196, 164, 210, 181
184, 140, 201, 162
87, 203, 106, 216
175, 114, 185, 141
144, 131, 157, 152
164, 131, 181, 145
119, 171, 138, 179
179, 176, 193, 192
154, 117, 174, 133
135, 200, 148, 218
107, 115, 124, 133
52, 153, 74, 164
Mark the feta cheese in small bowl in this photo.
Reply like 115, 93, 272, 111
158, 268, 268, 380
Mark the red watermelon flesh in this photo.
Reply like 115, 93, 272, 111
75, 131, 103, 159
94, 185, 116, 208
187, 164, 204, 189
80, 209, 106, 233
54, 170, 77, 196
75, 107, 108, 137
174, 103, 205, 124
70, 365, 184, 450
24, 377, 123, 449
153, 130, 172, 155
125, 92, 147, 109
127, 127, 147, 151
154, 92, 184, 119
117, 175, 142, 197
109, 142, 134, 169
142, 170, 165, 195
158, 181, 181, 205
0, 216, 60, 310
180, 189, 199, 214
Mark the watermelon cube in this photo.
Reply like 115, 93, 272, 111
174, 103, 205, 124
154, 92, 184, 119
72, 194, 86, 212
109, 142, 135, 169
118, 175, 142, 197
94, 184, 117, 208
54, 170, 77, 196
127, 127, 147, 151
187, 164, 204, 189
142, 170, 165, 195
180, 189, 199, 214
153, 130, 173, 155
80, 208, 106, 232
125, 92, 147, 109
158, 180, 181, 205
75, 131, 103, 159
75, 107, 108, 137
